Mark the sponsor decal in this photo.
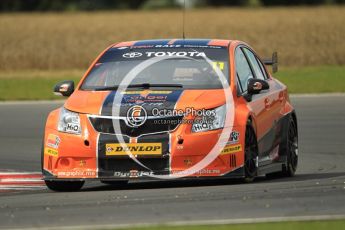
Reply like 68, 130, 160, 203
121, 90, 172, 95
121, 102, 164, 107
220, 144, 242, 155
44, 147, 58, 157
146, 51, 206, 57
59, 84, 70, 92
228, 131, 240, 144
253, 82, 263, 90
46, 134, 60, 149
172, 169, 221, 175
105, 143, 162, 156
114, 170, 154, 178
79, 160, 86, 167
123, 95, 169, 104
183, 45, 222, 49
212, 61, 225, 71
65, 123, 80, 134
123, 51, 206, 58
184, 158, 193, 166
123, 52, 143, 58
57, 170, 96, 178
154, 44, 182, 48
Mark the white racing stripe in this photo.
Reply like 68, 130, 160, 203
7, 214, 345, 230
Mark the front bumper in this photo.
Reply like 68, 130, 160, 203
42, 113, 245, 181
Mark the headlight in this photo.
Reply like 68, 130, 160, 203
192, 105, 226, 133
57, 108, 81, 134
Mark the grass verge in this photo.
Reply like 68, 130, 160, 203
116, 219, 345, 230
0, 66, 344, 101
275, 66, 345, 94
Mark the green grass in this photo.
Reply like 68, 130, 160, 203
0, 66, 344, 101
275, 66, 345, 94
115, 219, 345, 230
0, 70, 82, 101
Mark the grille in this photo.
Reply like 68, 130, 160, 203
89, 116, 183, 137
99, 157, 169, 177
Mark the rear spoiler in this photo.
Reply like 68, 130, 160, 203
263, 52, 278, 73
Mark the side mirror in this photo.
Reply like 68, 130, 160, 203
53, 81, 74, 97
247, 78, 269, 95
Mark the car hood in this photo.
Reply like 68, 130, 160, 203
64, 89, 227, 115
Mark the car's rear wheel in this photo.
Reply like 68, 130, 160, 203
282, 117, 298, 177
244, 122, 259, 182
45, 180, 84, 192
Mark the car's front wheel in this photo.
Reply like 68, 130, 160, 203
282, 117, 298, 177
45, 180, 84, 192
244, 121, 259, 182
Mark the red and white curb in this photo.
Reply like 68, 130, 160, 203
0, 171, 46, 191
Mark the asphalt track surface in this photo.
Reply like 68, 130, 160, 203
0, 95, 345, 229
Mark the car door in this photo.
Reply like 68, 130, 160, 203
235, 46, 278, 164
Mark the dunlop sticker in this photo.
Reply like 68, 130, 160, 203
44, 147, 58, 157
106, 143, 162, 156
220, 144, 242, 155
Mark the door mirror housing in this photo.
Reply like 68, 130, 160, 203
247, 78, 269, 95
263, 51, 278, 73
53, 81, 74, 97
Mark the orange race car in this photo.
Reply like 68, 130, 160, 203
42, 39, 298, 191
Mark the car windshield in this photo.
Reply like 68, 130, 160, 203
80, 46, 229, 90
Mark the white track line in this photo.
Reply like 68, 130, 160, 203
0, 100, 65, 105
0, 172, 41, 175
7, 214, 345, 230
0, 186, 46, 190
290, 93, 345, 98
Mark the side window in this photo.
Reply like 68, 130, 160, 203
235, 48, 254, 93
256, 57, 268, 79
243, 48, 265, 80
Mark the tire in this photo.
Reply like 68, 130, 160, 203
282, 117, 298, 177
100, 180, 128, 186
244, 121, 259, 182
45, 180, 84, 192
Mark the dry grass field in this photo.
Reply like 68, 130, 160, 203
0, 6, 344, 70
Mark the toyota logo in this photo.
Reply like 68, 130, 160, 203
126, 105, 147, 127
123, 52, 142, 58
